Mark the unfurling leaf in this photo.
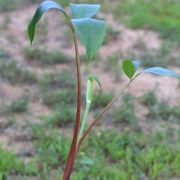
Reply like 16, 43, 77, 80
122, 60, 136, 79
88, 75, 102, 92
86, 75, 101, 103
70, 3, 100, 19
142, 67, 180, 78
28, 0, 68, 44
72, 18, 106, 61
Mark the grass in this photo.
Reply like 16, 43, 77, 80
40, 106, 75, 127
38, 72, 76, 108
37, 71, 76, 126
140, 91, 180, 123
10, 97, 29, 113
111, 93, 137, 127
0, 146, 24, 179
106, 53, 122, 80
92, 92, 114, 109
24, 48, 72, 65
139, 43, 180, 67
113, 0, 180, 45
0, 60, 37, 84
1, 111, 180, 179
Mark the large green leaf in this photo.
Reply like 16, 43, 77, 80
72, 18, 106, 61
28, 0, 68, 44
70, 3, 100, 19
122, 60, 136, 79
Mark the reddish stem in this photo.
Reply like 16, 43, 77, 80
62, 23, 81, 180
76, 80, 133, 155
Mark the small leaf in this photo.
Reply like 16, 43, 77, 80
88, 75, 102, 92
122, 60, 136, 79
133, 60, 140, 70
142, 67, 180, 78
70, 3, 100, 19
28, 0, 68, 44
72, 18, 106, 61
86, 75, 101, 103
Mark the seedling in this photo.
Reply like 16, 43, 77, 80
28, 1, 180, 179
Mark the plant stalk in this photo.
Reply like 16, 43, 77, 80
78, 101, 91, 142
63, 21, 81, 180
76, 78, 135, 154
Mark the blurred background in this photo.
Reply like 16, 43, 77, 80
0, 0, 180, 179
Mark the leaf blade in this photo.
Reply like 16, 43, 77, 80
142, 67, 180, 78
72, 18, 106, 61
122, 60, 136, 79
28, 0, 67, 44
70, 3, 100, 19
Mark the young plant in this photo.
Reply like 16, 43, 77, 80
28, 1, 180, 179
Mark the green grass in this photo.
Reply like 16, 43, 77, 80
0, 60, 37, 84
10, 97, 29, 113
40, 106, 75, 127
113, 0, 180, 44
1, 120, 180, 179
140, 91, 180, 123
139, 43, 180, 67
106, 54, 122, 80
37, 71, 76, 126
0, 146, 24, 179
24, 48, 72, 65
111, 93, 137, 127
92, 92, 114, 109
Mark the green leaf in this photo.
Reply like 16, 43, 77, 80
86, 75, 101, 103
88, 75, 102, 92
133, 60, 140, 70
70, 3, 100, 19
28, 0, 68, 44
72, 18, 106, 61
142, 67, 180, 78
122, 60, 136, 79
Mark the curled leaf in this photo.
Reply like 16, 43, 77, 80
86, 75, 101, 103
28, 0, 68, 44
88, 75, 102, 92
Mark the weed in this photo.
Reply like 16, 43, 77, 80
40, 106, 75, 126
32, 126, 71, 168
0, 60, 37, 84
24, 48, 72, 65
92, 92, 114, 109
140, 43, 180, 67
111, 93, 137, 127
0, 146, 24, 179
10, 97, 29, 113
107, 54, 122, 80
38, 71, 75, 91
113, 0, 180, 44
140, 91, 157, 108
140, 91, 180, 123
